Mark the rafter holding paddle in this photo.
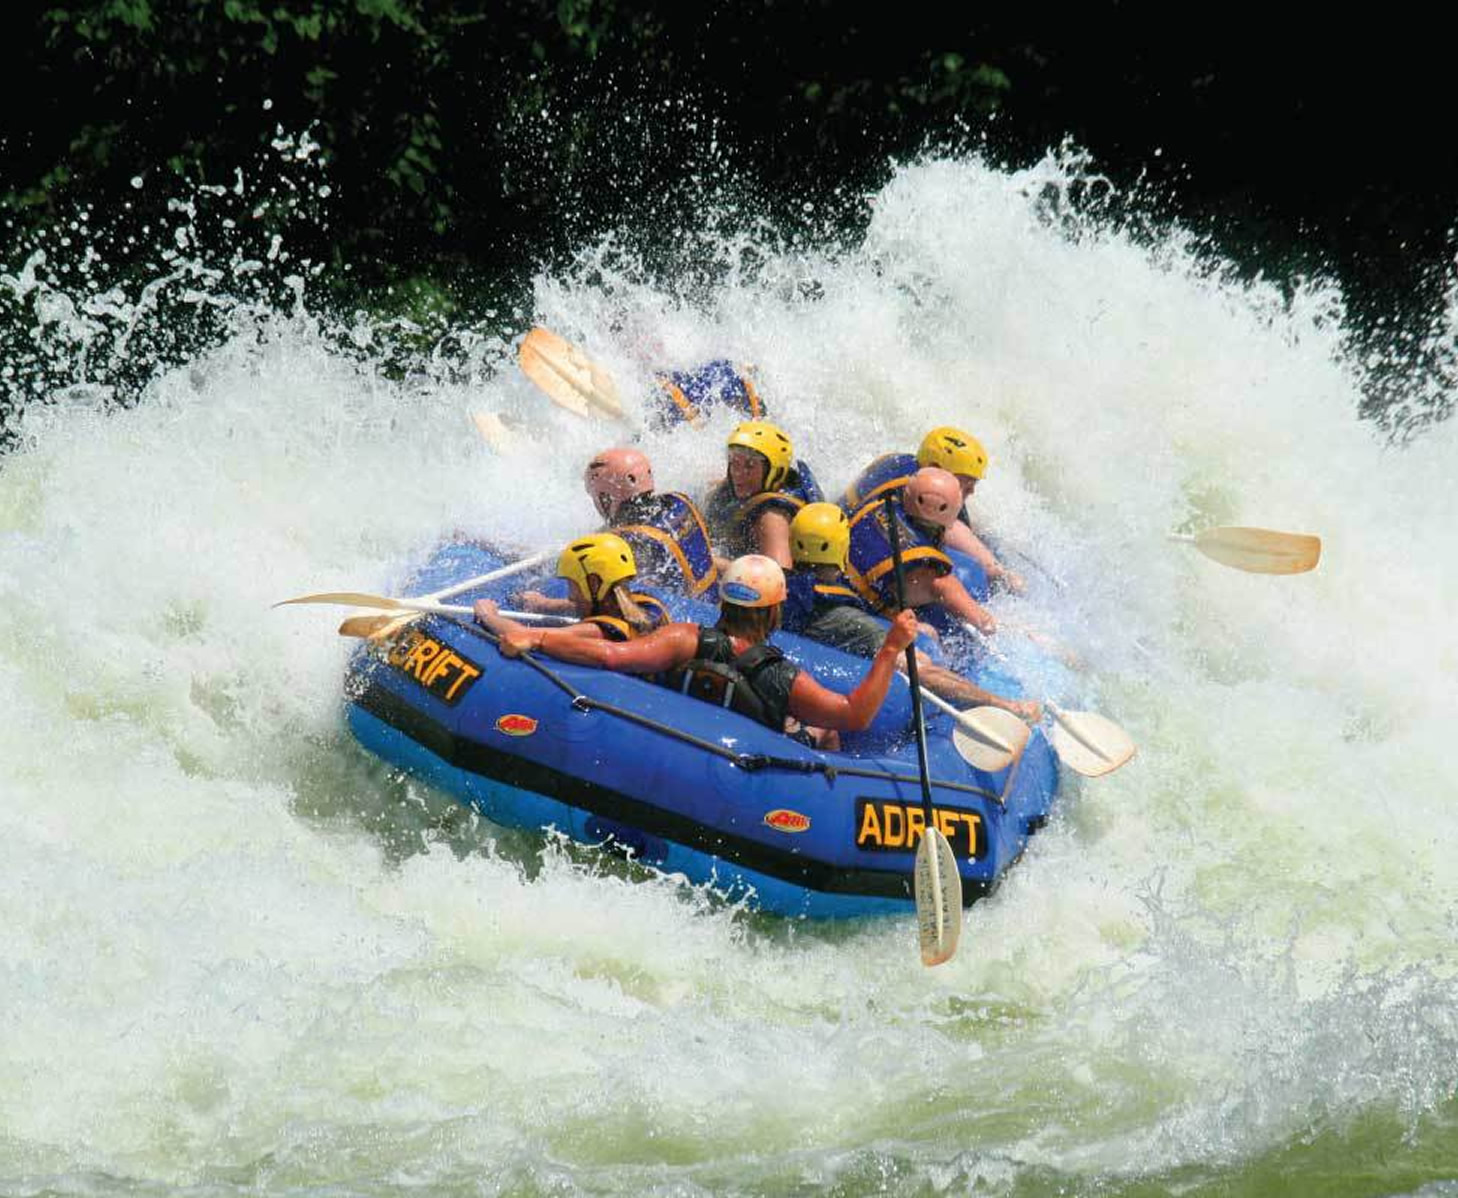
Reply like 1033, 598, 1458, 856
275, 589, 572, 629
885, 496, 962, 967
316, 549, 555, 643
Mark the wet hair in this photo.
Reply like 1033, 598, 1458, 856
604, 582, 657, 636
715, 601, 781, 642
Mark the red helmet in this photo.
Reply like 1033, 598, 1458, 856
583, 447, 655, 520
902, 467, 962, 530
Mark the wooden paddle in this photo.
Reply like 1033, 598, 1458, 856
275, 590, 573, 624
517, 326, 627, 423
322, 549, 555, 643
336, 608, 574, 638
886, 497, 962, 966
940, 630, 1137, 779
910, 688, 1027, 773
1169, 525, 1321, 574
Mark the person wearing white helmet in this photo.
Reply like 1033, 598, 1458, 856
491, 554, 920, 744
841, 425, 1024, 593
843, 467, 999, 636
477, 533, 669, 645
786, 504, 1039, 722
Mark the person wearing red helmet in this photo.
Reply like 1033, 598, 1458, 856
845, 467, 998, 635
517, 447, 718, 615
786, 504, 1039, 722
492, 554, 919, 743
841, 425, 1024, 593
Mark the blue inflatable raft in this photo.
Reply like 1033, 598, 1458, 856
344, 541, 1062, 918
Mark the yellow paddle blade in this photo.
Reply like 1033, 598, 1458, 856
338, 613, 405, 639
1047, 705, 1136, 778
275, 591, 411, 611
915, 827, 963, 967
517, 326, 625, 422
950, 706, 1028, 773
1180, 526, 1322, 574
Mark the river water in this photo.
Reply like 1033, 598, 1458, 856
2, 147, 1456, 1196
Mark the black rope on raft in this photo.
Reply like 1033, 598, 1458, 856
439, 616, 1001, 802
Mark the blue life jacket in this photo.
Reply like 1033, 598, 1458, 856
840, 452, 917, 514
782, 568, 870, 634
845, 497, 953, 612
703, 461, 825, 558
841, 452, 973, 529
649, 359, 766, 429
610, 492, 719, 598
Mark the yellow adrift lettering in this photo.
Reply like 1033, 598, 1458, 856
442, 660, 482, 702
883, 804, 905, 847
855, 798, 984, 860
403, 638, 441, 680
858, 802, 882, 845
905, 807, 926, 847
386, 630, 421, 667
422, 650, 462, 688
936, 809, 961, 840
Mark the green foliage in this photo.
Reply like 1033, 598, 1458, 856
7, 1, 1022, 310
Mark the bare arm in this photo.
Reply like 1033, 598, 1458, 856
513, 621, 702, 673
930, 573, 997, 635
787, 610, 919, 731
752, 509, 794, 570
916, 658, 1041, 722
515, 590, 578, 616
943, 522, 1025, 594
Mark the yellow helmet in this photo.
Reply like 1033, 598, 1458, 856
917, 426, 988, 480
556, 533, 638, 604
719, 554, 787, 608
726, 420, 794, 492
789, 502, 849, 568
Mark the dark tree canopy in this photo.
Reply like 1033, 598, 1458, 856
4, 2, 1455, 318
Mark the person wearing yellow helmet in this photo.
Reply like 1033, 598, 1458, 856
702, 420, 824, 571
785, 503, 1039, 722
476, 533, 670, 646
840, 425, 1025, 593
489, 553, 920, 744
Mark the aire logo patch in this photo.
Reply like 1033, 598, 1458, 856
764, 808, 811, 833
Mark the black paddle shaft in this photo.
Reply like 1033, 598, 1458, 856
884, 497, 936, 821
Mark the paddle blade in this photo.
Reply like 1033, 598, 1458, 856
275, 591, 408, 612
950, 706, 1029, 773
1189, 526, 1322, 574
915, 828, 962, 967
518, 326, 625, 421
338, 614, 403, 639
472, 409, 518, 453
1047, 706, 1136, 778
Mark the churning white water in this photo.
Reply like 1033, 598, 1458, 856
2, 148, 1456, 1195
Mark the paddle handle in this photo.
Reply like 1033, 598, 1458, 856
885, 499, 936, 818
412, 601, 570, 625
428, 549, 554, 603
913, 684, 1019, 753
